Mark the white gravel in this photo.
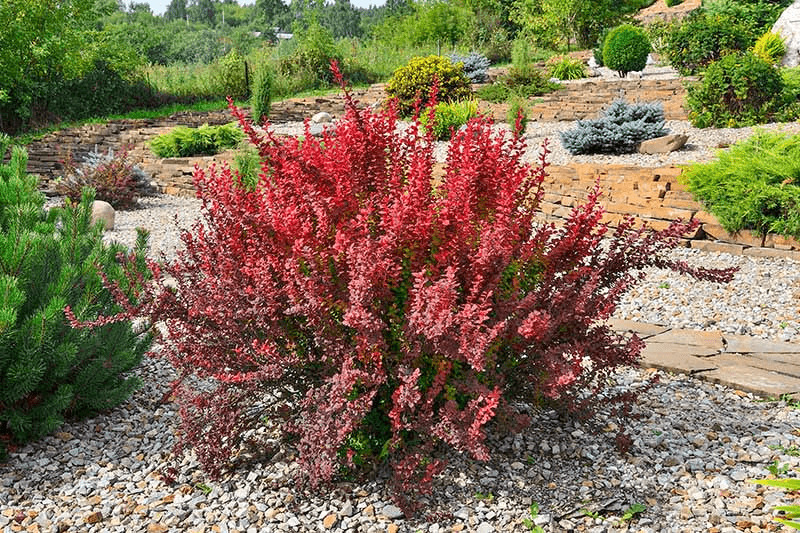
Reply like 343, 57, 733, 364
5, 112, 800, 532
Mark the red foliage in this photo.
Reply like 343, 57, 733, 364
55, 147, 140, 209
89, 62, 735, 512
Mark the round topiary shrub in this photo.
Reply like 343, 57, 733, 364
602, 24, 651, 78
686, 51, 786, 128
385, 55, 473, 116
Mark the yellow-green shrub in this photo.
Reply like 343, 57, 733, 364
385, 55, 473, 116
753, 31, 786, 64
419, 100, 480, 140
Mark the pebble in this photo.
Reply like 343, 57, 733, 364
8, 114, 800, 532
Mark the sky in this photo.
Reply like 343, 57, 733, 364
144, 0, 385, 15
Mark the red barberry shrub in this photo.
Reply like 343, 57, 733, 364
85, 63, 735, 513
55, 146, 145, 210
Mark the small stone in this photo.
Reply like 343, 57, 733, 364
147, 524, 168, 533
382, 505, 404, 520
638, 134, 689, 154
322, 514, 337, 529
91, 200, 115, 231
84, 511, 103, 524
475, 523, 494, 533
387, 525, 399, 533
311, 112, 333, 123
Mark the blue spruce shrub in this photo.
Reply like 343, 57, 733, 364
561, 99, 668, 155
448, 52, 491, 83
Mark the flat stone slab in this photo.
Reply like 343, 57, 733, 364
723, 334, 800, 354
640, 343, 720, 374
699, 365, 800, 398
647, 328, 724, 350
607, 319, 670, 338
712, 353, 800, 378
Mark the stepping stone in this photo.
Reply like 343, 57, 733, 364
607, 319, 669, 338
711, 353, 800, 379
723, 335, 800, 354
639, 343, 720, 374
646, 328, 724, 350
698, 364, 800, 398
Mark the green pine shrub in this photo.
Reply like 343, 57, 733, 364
663, 11, 752, 75
506, 95, 529, 133
250, 63, 273, 125
547, 56, 587, 80
681, 131, 800, 238
419, 100, 480, 140
501, 64, 560, 97
385, 55, 473, 116
602, 24, 651, 78
560, 99, 668, 155
0, 135, 151, 458
476, 83, 512, 103
752, 31, 786, 65
685, 52, 788, 128
149, 123, 244, 158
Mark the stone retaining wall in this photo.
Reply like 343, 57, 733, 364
541, 164, 800, 260
528, 79, 688, 121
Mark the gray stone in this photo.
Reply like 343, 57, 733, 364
311, 111, 333, 124
91, 200, 115, 231
638, 134, 689, 154
381, 505, 404, 520
772, 0, 800, 67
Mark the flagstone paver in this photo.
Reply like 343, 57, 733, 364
611, 321, 800, 398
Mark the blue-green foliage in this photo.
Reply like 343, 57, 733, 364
560, 99, 668, 155
448, 52, 491, 83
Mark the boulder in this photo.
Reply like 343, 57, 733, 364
91, 200, 115, 231
772, 0, 800, 67
638, 134, 689, 154
311, 111, 333, 124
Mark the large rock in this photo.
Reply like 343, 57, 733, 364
91, 200, 115, 231
773, 0, 800, 67
638, 134, 688, 154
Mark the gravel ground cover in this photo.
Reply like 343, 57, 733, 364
6, 86, 800, 532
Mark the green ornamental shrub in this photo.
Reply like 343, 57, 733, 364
681, 131, 800, 238
277, 20, 343, 88
506, 95, 529, 133
0, 135, 151, 458
149, 123, 244, 158
547, 56, 587, 80
250, 64, 273, 125
385, 55, 473, 116
211, 50, 249, 101
560, 99, 668, 155
685, 51, 787, 128
663, 11, 751, 75
602, 24, 651, 78
419, 100, 480, 140
753, 31, 786, 65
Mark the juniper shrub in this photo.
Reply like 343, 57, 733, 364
82, 62, 735, 513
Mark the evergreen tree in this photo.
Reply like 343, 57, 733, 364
0, 134, 151, 458
165, 0, 187, 21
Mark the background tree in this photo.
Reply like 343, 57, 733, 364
189, 0, 216, 25
165, 0, 188, 21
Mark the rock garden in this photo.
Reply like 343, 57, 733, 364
4, 1, 800, 532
